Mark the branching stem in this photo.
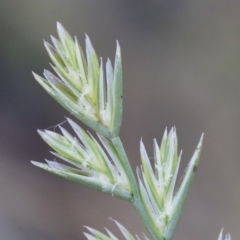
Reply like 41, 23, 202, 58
112, 136, 164, 240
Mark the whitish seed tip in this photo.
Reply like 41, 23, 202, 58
106, 58, 112, 68
116, 40, 120, 48
197, 133, 204, 149
66, 118, 73, 126
84, 33, 90, 40
109, 218, 122, 228
37, 129, 44, 136
82, 232, 92, 239
169, 126, 175, 135
43, 40, 49, 46
74, 36, 79, 45
115, 42, 121, 60
99, 58, 104, 69
31, 161, 44, 168
67, 118, 80, 131
163, 128, 168, 139
85, 34, 90, 44
32, 71, 39, 78
49, 63, 55, 69
44, 41, 53, 50
35, 74, 46, 83
136, 166, 142, 176
45, 129, 57, 135
45, 160, 63, 171
85, 35, 93, 50
43, 70, 56, 82
179, 149, 183, 156
66, 117, 74, 125
59, 126, 69, 136
43, 69, 50, 75
104, 227, 112, 235
45, 159, 51, 164
140, 139, 146, 153
57, 22, 65, 32
84, 226, 95, 233
50, 35, 58, 43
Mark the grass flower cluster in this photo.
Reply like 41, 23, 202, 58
33, 22, 122, 139
32, 22, 230, 240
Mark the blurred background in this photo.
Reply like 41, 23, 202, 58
1, 0, 240, 239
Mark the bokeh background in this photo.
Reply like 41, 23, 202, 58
1, 0, 240, 239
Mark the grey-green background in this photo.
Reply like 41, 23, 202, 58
0, 1, 240, 239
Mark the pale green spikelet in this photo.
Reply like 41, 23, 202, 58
218, 229, 231, 240
31, 118, 132, 200
84, 219, 149, 240
33, 22, 122, 138
137, 128, 204, 240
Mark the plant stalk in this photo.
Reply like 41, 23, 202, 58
112, 137, 163, 240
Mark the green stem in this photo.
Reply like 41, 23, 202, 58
111, 137, 163, 240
